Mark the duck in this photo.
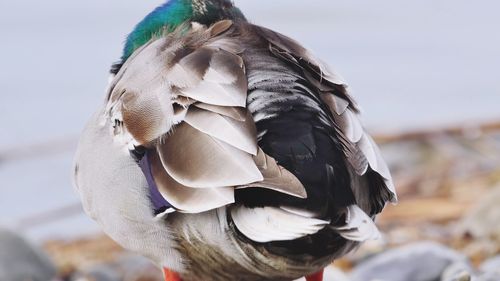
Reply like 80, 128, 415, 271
73, 1, 397, 280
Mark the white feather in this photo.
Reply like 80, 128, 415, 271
231, 206, 329, 243
333, 205, 381, 242
280, 206, 320, 218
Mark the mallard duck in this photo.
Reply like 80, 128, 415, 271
73, 1, 397, 280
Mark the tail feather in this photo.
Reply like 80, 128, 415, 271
231, 205, 330, 243
331, 205, 380, 242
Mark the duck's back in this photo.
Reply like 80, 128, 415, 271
76, 19, 397, 281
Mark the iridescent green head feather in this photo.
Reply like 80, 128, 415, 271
121, 0, 246, 61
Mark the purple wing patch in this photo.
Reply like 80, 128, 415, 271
138, 151, 174, 215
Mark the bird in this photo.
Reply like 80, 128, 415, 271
73, 1, 397, 280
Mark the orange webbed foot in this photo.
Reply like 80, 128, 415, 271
305, 269, 324, 281
163, 268, 182, 281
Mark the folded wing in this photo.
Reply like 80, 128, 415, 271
105, 21, 307, 214
253, 24, 398, 218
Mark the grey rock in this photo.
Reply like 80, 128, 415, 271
479, 256, 500, 275
443, 272, 472, 281
477, 273, 500, 281
71, 255, 163, 281
459, 185, 500, 240
477, 256, 500, 281
441, 261, 474, 281
350, 241, 467, 281
0, 228, 56, 281
71, 265, 121, 281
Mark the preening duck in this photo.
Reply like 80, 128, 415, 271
73, 1, 397, 280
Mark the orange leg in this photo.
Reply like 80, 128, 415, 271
163, 268, 182, 281
305, 269, 324, 281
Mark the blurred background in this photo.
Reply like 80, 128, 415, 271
1, 0, 499, 280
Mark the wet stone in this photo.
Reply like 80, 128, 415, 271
478, 256, 500, 281
440, 261, 475, 281
69, 254, 163, 281
459, 185, 500, 240
70, 265, 121, 281
350, 242, 467, 281
0, 228, 57, 281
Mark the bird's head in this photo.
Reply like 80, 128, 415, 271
120, 0, 245, 64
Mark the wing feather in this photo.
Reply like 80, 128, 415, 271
332, 205, 381, 242
184, 107, 258, 155
237, 148, 308, 199
231, 206, 330, 243
193, 103, 247, 121
149, 151, 234, 213
255, 23, 398, 212
177, 50, 247, 107
157, 122, 263, 189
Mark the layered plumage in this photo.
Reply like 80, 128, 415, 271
74, 1, 397, 281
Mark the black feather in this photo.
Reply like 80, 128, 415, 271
236, 47, 356, 221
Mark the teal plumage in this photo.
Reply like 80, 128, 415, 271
123, 0, 194, 60
122, 0, 246, 61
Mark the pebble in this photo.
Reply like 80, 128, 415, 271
477, 256, 500, 281
0, 228, 56, 281
479, 255, 500, 275
350, 241, 468, 281
70, 254, 163, 281
459, 185, 500, 240
441, 261, 475, 281
70, 265, 121, 281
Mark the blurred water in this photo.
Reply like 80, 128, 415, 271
0, 0, 499, 240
